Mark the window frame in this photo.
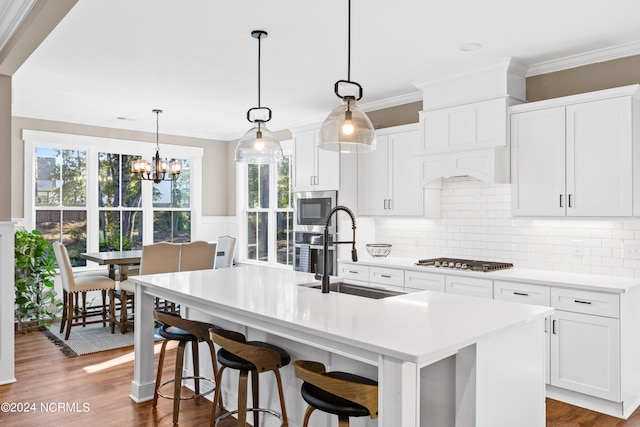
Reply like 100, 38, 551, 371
23, 130, 203, 271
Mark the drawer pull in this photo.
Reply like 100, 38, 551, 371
380, 274, 392, 278
574, 299, 592, 305
348, 270, 360, 274
513, 292, 529, 296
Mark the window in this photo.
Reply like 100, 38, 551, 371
153, 159, 191, 243
243, 141, 293, 266
98, 152, 143, 251
35, 147, 88, 267
24, 130, 203, 268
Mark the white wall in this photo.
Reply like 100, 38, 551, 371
375, 177, 640, 278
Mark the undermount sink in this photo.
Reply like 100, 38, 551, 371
299, 281, 405, 299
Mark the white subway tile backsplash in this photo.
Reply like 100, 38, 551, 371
373, 177, 640, 278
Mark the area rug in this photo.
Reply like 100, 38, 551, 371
42, 322, 160, 357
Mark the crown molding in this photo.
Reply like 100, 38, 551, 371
527, 40, 640, 77
359, 91, 423, 112
0, 0, 36, 53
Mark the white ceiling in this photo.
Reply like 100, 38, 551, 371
9, 0, 640, 141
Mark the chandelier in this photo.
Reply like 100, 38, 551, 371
131, 109, 182, 183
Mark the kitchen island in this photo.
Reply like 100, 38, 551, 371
131, 265, 552, 427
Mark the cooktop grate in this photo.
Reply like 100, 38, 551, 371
416, 258, 514, 272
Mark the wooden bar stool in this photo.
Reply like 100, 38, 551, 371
209, 328, 289, 427
293, 360, 378, 427
153, 311, 220, 425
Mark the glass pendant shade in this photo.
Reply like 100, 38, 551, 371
318, 100, 376, 153
235, 122, 283, 164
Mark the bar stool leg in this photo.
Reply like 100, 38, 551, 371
273, 369, 288, 427
338, 415, 350, 427
302, 406, 316, 427
64, 292, 74, 340
192, 341, 200, 395
101, 289, 107, 326
120, 291, 129, 333
60, 290, 68, 334
237, 370, 249, 427
251, 371, 260, 427
210, 366, 226, 426
109, 289, 116, 333
173, 341, 187, 424
153, 340, 169, 407
81, 291, 87, 326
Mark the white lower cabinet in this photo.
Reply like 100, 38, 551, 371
550, 310, 620, 401
369, 266, 404, 289
494, 281, 551, 383
337, 263, 369, 284
405, 270, 445, 292
337, 261, 640, 417
445, 275, 493, 299
549, 287, 621, 401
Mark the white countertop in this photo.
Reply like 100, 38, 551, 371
133, 265, 552, 364
342, 257, 640, 293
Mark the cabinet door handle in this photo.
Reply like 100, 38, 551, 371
388, 199, 392, 210
310, 176, 314, 186
383, 199, 388, 209
552, 319, 557, 334
513, 291, 529, 296
315, 176, 319, 185
574, 299, 592, 305
544, 318, 548, 333
568, 194, 572, 208
559, 194, 563, 208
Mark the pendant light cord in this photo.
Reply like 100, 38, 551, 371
155, 110, 160, 152
347, 0, 351, 82
257, 33, 262, 108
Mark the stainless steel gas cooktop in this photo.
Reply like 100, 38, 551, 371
416, 258, 514, 272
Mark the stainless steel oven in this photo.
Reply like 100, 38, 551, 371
293, 190, 337, 275
294, 190, 337, 234
293, 232, 336, 276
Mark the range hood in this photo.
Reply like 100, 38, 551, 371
419, 146, 510, 185
413, 57, 528, 185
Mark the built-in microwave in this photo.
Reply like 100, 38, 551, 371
294, 190, 337, 233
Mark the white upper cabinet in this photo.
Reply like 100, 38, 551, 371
293, 128, 340, 192
421, 98, 508, 152
511, 107, 566, 216
511, 86, 638, 217
358, 124, 424, 216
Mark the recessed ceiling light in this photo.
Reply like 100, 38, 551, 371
460, 43, 482, 52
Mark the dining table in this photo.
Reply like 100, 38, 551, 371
79, 250, 142, 281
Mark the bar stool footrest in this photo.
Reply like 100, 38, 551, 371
156, 376, 216, 400
214, 408, 283, 426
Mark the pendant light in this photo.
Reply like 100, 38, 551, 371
235, 30, 283, 164
318, 0, 376, 153
131, 109, 182, 183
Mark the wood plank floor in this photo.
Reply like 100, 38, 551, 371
2, 330, 640, 426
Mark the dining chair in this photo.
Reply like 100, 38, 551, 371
112, 242, 182, 333
179, 241, 218, 271
215, 235, 237, 268
53, 242, 116, 340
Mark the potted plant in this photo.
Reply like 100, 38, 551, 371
14, 229, 60, 331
